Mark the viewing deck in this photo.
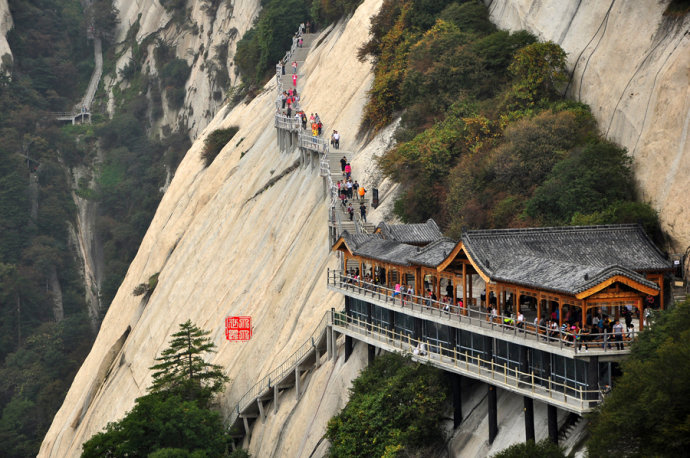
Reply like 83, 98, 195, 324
331, 312, 602, 415
327, 269, 635, 359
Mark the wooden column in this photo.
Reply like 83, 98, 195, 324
637, 297, 644, 331
660, 275, 665, 310
468, 273, 473, 306
462, 264, 468, 309
558, 300, 563, 328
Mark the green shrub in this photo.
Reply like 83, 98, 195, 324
326, 353, 447, 457
160, 58, 191, 88
202, 126, 239, 166
492, 439, 565, 458
234, 0, 308, 83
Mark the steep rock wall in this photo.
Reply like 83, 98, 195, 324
485, 0, 690, 251
109, 0, 261, 138
39, 1, 386, 456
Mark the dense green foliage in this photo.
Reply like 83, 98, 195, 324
0, 0, 99, 455
82, 321, 231, 457
149, 320, 229, 403
362, 0, 660, 241
81, 393, 229, 457
202, 126, 240, 166
326, 353, 447, 457
492, 439, 565, 458
234, 0, 362, 85
0, 0, 193, 453
587, 299, 690, 457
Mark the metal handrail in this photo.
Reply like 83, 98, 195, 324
331, 312, 604, 412
327, 270, 636, 354
227, 312, 330, 428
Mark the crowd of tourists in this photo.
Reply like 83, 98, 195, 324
336, 155, 367, 223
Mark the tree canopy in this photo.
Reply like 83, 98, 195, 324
587, 299, 690, 457
326, 353, 447, 457
149, 320, 229, 404
82, 321, 231, 457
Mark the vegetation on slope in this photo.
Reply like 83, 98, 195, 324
0, 0, 98, 454
326, 353, 447, 457
0, 0, 194, 454
587, 299, 690, 457
234, 0, 363, 85
359, 0, 660, 241
81, 321, 233, 457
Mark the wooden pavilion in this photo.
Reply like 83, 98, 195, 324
333, 223, 672, 330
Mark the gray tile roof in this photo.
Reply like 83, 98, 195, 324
461, 224, 670, 295
352, 237, 420, 266
376, 219, 443, 245
408, 237, 457, 268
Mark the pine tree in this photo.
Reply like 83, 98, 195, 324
149, 320, 229, 404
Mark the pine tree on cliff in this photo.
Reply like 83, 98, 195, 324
149, 319, 229, 405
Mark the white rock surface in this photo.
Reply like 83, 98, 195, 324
41, 1, 690, 456
39, 1, 384, 456
111, 0, 262, 139
485, 0, 690, 251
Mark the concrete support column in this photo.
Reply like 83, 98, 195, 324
488, 384, 498, 444
524, 396, 535, 442
273, 385, 279, 414
257, 399, 265, 421
326, 326, 333, 359
295, 367, 301, 400
548, 404, 558, 444
314, 347, 321, 368
368, 344, 376, 364
345, 335, 353, 362
452, 374, 463, 428
242, 417, 250, 439
587, 356, 600, 406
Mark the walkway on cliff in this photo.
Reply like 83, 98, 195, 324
227, 26, 377, 443
51, 36, 102, 124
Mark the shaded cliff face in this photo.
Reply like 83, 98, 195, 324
485, 0, 690, 251
39, 1, 387, 456
109, 0, 261, 138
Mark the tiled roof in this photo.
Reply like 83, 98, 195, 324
352, 237, 420, 266
408, 237, 457, 268
462, 224, 670, 295
376, 219, 443, 245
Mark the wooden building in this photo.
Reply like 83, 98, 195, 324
333, 223, 672, 330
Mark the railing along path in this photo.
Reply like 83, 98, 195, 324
328, 270, 636, 355
330, 312, 604, 414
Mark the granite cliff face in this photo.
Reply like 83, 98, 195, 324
485, 0, 690, 252
108, 0, 261, 138
40, 0, 690, 456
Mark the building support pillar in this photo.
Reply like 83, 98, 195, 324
548, 404, 558, 444
273, 385, 279, 414
257, 399, 265, 422
295, 367, 301, 400
243, 417, 250, 439
524, 396, 535, 442
326, 326, 333, 359
452, 374, 463, 428
587, 356, 600, 407
488, 384, 498, 444
368, 344, 376, 364
345, 335, 353, 362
